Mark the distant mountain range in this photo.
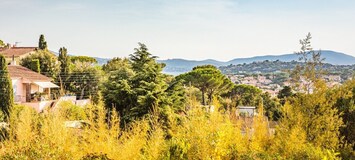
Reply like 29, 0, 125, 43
55, 50, 355, 74
158, 50, 355, 74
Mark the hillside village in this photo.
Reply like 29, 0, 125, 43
227, 73, 346, 97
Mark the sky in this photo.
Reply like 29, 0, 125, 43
1, 0, 355, 61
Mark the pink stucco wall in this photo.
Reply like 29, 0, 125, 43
12, 78, 24, 102
12, 78, 45, 103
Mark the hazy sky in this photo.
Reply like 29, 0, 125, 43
1, 0, 355, 61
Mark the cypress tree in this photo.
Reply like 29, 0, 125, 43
58, 47, 70, 74
38, 34, 48, 50
0, 54, 14, 120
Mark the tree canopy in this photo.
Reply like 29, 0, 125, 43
225, 84, 262, 107
67, 61, 101, 103
177, 65, 232, 105
278, 86, 293, 105
70, 56, 97, 64
102, 57, 130, 73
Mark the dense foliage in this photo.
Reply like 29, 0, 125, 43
67, 62, 101, 102
333, 80, 355, 152
20, 50, 60, 79
28, 59, 40, 73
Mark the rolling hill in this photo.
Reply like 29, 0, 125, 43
158, 50, 355, 74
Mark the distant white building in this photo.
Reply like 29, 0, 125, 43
237, 106, 257, 117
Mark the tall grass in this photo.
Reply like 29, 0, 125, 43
0, 99, 339, 159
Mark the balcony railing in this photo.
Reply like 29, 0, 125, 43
14, 93, 58, 103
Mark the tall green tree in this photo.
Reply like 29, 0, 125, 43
0, 55, 14, 120
261, 92, 282, 121
38, 34, 48, 50
177, 65, 231, 105
224, 84, 262, 107
102, 62, 135, 118
102, 43, 186, 124
67, 61, 101, 103
58, 47, 70, 74
129, 43, 169, 118
58, 47, 71, 94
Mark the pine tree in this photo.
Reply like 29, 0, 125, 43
103, 43, 186, 124
177, 65, 232, 105
129, 43, 167, 119
0, 54, 14, 120
38, 34, 48, 50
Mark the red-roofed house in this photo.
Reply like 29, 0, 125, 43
0, 47, 37, 64
8, 64, 59, 112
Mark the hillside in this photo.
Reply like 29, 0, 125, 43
226, 51, 355, 65
159, 50, 355, 74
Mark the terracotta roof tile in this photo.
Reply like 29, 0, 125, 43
0, 47, 37, 58
8, 65, 52, 82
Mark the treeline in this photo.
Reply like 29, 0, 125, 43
0, 33, 354, 159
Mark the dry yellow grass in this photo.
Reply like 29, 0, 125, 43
0, 100, 339, 159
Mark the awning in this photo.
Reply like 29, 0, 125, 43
34, 82, 59, 88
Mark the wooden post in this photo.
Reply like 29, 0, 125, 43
48, 88, 51, 100
26, 83, 31, 102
